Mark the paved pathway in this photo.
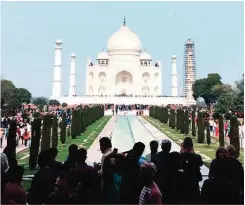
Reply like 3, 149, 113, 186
104, 109, 149, 116
86, 116, 117, 165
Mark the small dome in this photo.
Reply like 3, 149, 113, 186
97, 50, 109, 59
108, 25, 142, 52
71, 53, 76, 57
172, 54, 176, 59
140, 51, 152, 60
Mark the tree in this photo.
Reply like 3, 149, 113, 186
229, 115, 240, 158
49, 99, 60, 106
51, 115, 58, 148
192, 73, 222, 107
41, 114, 52, 151
29, 117, 42, 170
62, 103, 68, 108
1, 80, 32, 111
14, 88, 32, 104
6, 97, 22, 110
214, 84, 237, 113
60, 113, 67, 144
233, 76, 244, 111
1, 79, 16, 104
32, 97, 48, 106
219, 114, 225, 146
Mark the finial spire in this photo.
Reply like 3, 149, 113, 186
123, 16, 126, 26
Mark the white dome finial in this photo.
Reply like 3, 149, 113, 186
56, 39, 62, 44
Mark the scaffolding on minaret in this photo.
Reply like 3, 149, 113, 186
182, 39, 196, 98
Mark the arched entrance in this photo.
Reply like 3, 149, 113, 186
115, 71, 133, 95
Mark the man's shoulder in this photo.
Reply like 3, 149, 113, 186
5, 183, 26, 195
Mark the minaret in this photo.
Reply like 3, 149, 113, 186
69, 53, 76, 97
171, 55, 178, 97
52, 39, 62, 98
183, 39, 196, 99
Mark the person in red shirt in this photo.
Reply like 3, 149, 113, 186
3, 165, 27, 204
139, 162, 162, 205
23, 129, 30, 147
224, 121, 229, 136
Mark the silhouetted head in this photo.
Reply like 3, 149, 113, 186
54, 172, 69, 196
226, 145, 236, 159
133, 142, 145, 157
99, 137, 112, 154
38, 150, 51, 168
48, 147, 58, 160
68, 144, 78, 156
167, 152, 181, 170
161, 139, 171, 153
140, 162, 156, 186
216, 146, 227, 159
182, 137, 193, 149
76, 148, 87, 164
150, 140, 158, 153
7, 165, 24, 183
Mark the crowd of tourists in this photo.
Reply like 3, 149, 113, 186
1, 136, 244, 204
0, 111, 73, 149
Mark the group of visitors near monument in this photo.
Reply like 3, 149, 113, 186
0, 105, 244, 204
1, 136, 244, 204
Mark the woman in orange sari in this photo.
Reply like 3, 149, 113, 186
23, 129, 30, 147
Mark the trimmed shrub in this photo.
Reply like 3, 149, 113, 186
6, 120, 17, 165
60, 113, 67, 144
180, 110, 185, 134
229, 115, 240, 158
191, 110, 196, 137
176, 109, 180, 131
206, 122, 211, 146
29, 117, 42, 170
197, 112, 205, 143
71, 110, 78, 139
219, 114, 225, 147
41, 114, 52, 152
184, 110, 189, 135
51, 115, 58, 148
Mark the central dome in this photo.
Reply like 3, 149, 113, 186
107, 24, 142, 52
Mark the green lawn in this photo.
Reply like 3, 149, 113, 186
144, 117, 244, 168
19, 116, 111, 190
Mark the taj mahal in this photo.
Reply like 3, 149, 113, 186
51, 19, 196, 106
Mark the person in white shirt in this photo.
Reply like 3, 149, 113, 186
209, 118, 214, 136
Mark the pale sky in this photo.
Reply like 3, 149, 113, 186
2, 1, 244, 97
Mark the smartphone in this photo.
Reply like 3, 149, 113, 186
113, 148, 118, 154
